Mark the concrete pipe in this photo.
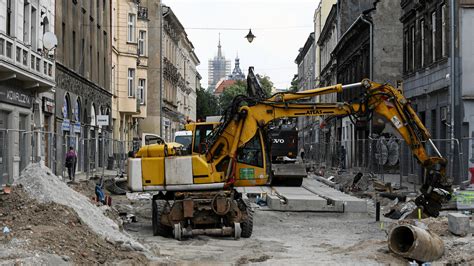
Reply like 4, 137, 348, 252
388, 224, 444, 262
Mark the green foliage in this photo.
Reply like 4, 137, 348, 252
196, 87, 219, 120
288, 74, 298, 92
218, 76, 275, 111
257, 75, 273, 97
218, 81, 247, 111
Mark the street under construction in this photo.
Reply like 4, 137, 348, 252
1, 71, 473, 264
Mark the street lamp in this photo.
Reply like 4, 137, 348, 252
245, 29, 256, 43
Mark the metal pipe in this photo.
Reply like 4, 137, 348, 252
449, 0, 456, 182
159, 2, 164, 137
360, 16, 374, 80
360, 15, 374, 174
428, 139, 443, 158
388, 224, 444, 262
341, 82, 363, 90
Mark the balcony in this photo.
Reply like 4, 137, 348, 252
0, 32, 55, 89
138, 6, 148, 20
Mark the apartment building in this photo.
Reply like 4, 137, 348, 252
0, 0, 56, 183
141, 5, 200, 142
111, 0, 149, 147
55, 0, 112, 174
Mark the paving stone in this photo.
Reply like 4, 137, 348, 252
448, 212, 470, 236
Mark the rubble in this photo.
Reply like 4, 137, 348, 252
14, 163, 146, 252
448, 213, 470, 236
0, 186, 148, 264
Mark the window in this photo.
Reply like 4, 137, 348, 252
420, 20, 425, 67
80, 38, 85, 74
62, 22, 65, 52
138, 30, 146, 56
23, 2, 30, 43
89, 45, 92, 79
404, 30, 409, 72
237, 132, 263, 167
441, 4, 447, 57
96, 0, 100, 22
138, 79, 146, 104
72, 31, 76, 69
128, 69, 135, 97
31, 6, 37, 50
411, 25, 415, 70
432, 11, 437, 62
127, 14, 136, 42
6, 0, 12, 36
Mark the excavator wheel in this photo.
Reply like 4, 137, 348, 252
240, 199, 254, 238
152, 200, 172, 237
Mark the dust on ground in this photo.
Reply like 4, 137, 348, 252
0, 186, 148, 264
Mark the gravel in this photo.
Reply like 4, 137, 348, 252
14, 163, 146, 252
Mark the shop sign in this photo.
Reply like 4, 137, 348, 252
62, 119, 70, 131
42, 97, 55, 114
0, 86, 33, 108
96, 115, 109, 126
73, 122, 81, 134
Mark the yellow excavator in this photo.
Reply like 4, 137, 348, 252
128, 67, 452, 240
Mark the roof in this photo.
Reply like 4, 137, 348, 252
295, 32, 315, 64
317, 5, 338, 46
214, 79, 237, 95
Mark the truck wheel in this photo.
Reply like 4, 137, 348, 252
152, 200, 171, 237
241, 200, 253, 238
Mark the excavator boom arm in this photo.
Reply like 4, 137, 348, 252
207, 77, 450, 217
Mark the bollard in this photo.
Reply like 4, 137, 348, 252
375, 201, 380, 221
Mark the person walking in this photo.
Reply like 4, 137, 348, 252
65, 146, 77, 181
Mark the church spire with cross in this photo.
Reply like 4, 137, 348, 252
229, 52, 245, 81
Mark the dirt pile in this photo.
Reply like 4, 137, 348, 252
0, 186, 148, 264
14, 163, 145, 251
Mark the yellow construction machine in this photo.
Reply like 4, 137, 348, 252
128, 67, 452, 240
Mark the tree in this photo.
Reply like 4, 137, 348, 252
288, 74, 298, 92
256, 75, 273, 97
196, 87, 219, 121
218, 81, 247, 111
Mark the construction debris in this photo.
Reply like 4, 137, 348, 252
0, 186, 148, 264
447, 213, 470, 236
388, 224, 444, 262
14, 163, 145, 252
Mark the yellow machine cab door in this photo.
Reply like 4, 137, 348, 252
234, 129, 270, 186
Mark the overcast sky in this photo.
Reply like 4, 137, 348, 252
162, 0, 319, 90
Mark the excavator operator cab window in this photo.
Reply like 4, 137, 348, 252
144, 135, 165, 145
193, 124, 215, 153
237, 132, 264, 167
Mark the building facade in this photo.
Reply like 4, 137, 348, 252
208, 37, 230, 91
401, 0, 474, 184
111, 0, 149, 147
140, 5, 200, 142
317, 4, 338, 164
295, 33, 315, 151
55, 0, 112, 175
0, 0, 56, 183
